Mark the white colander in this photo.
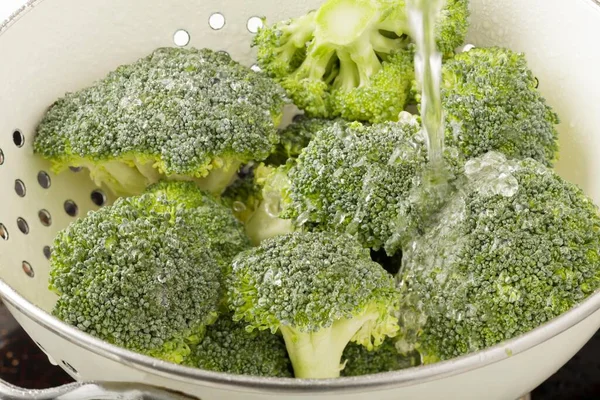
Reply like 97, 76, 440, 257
1, 0, 600, 399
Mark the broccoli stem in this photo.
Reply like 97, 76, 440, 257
245, 198, 293, 245
133, 159, 162, 182
315, 0, 376, 45
194, 160, 242, 195
348, 36, 382, 86
370, 31, 407, 54
278, 41, 302, 66
296, 44, 337, 81
280, 310, 379, 379
333, 50, 360, 91
286, 13, 317, 47
98, 161, 150, 195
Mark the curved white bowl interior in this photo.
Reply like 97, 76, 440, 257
1, 0, 600, 399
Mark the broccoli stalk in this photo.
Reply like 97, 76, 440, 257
281, 304, 392, 378
85, 158, 156, 196
281, 313, 372, 378
311, 0, 399, 85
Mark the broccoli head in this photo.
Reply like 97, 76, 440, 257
249, 116, 461, 253
440, 46, 560, 166
184, 316, 292, 377
398, 152, 600, 363
255, 0, 469, 122
49, 181, 249, 364
341, 338, 420, 376
34, 47, 287, 197
228, 232, 399, 379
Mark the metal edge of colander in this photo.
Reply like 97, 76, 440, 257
2, 279, 600, 394
1, 0, 600, 395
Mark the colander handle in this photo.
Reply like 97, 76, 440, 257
0, 379, 198, 400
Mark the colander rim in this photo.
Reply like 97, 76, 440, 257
2, 279, 600, 393
2, 0, 600, 394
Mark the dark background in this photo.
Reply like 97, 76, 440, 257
0, 301, 598, 399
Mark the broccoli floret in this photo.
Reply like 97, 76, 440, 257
49, 181, 249, 364
34, 47, 287, 197
265, 116, 341, 166
398, 152, 600, 363
184, 316, 292, 377
228, 232, 399, 379
252, 116, 461, 253
341, 338, 420, 376
245, 116, 462, 250
440, 47, 560, 166
255, 0, 469, 122
435, 0, 470, 57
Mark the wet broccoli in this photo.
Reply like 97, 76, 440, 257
34, 47, 287, 197
440, 47, 560, 166
184, 316, 292, 377
435, 0, 470, 57
246, 115, 462, 254
398, 152, 600, 363
228, 232, 399, 378
49, 181, 249, 364
255, 0, 468, 122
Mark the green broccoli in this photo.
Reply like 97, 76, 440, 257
49, 181, 249, 364
255, 0, 468, 122
398, 152, 600, 363
440, 47, 560, 166
34, 48, 287, 197
341, 338, 420, 376
265, 116, 341, 166
184, 316, 292, 377
247, 116, 462, 253
435, 0, 470, 57
228, 232, 399, 379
